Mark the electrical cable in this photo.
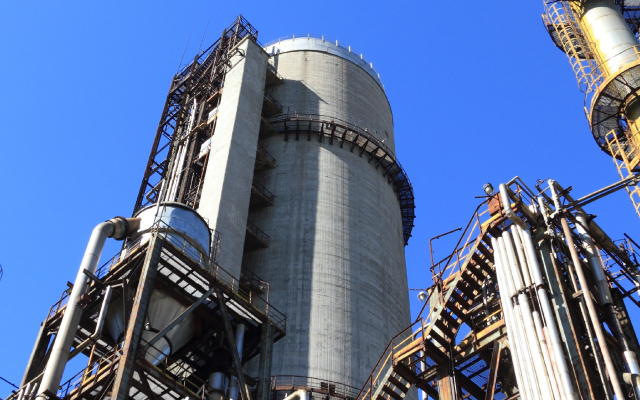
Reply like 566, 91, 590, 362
0, 376, 18, 389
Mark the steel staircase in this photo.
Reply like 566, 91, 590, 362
360, 215, 506, 400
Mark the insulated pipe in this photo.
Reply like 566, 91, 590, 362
37, 217, 140, 398
499, 184, 578, 400
227, 323, 246, 400
575, 213, 640, 398
93, 286, 113, 338
505, 231, 554, 399
491, 237, 529, 400
512, 228, 533, 288
503, 233, 551, 398
282, 390, 308, 400
575, 211, 612, 305
533, 312, 564, 400
498, 238, 537, 400
558, 217, 626, 400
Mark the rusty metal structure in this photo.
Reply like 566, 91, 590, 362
13, 221, 285, 400
8, 15, 288, 400
133, 15, 260, 213
357, 177, 640, 399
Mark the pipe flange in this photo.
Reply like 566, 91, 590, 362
110, 216, 129, 240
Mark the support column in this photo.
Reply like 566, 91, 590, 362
197, 37, 268, 279
256, 322, 274, 400
111, 235, 164, 400
21, 322, 51, 385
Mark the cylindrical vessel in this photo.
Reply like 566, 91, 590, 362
578, 0, 640, 74
244, 37, 411, 389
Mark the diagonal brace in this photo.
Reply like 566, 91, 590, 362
215, 287, 252, 400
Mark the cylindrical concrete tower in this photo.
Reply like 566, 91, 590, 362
243, 36, 413, 389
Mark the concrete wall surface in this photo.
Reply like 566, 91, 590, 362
267, 50, 396, 151
197, 37, 268, 279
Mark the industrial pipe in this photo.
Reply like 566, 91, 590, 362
503, 231, 555, 399
503, 232, 553, 398
558, 217, 626, 400
37, 217, 140, 398
496, 237, 536, 400
575, 212, 640, 398
499, 184, 578, 400
282, 389, 309, 400
227, 323, 246, 400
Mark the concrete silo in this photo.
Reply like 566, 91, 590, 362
243, 36, 415, 390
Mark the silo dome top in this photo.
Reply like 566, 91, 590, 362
263, 34, 385, 92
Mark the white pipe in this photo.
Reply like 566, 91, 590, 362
512, 228, 562, 399
499, 184, 578, 400
496, 238, 535, 400
93, 286, 113, 338
512, 226, 533, 288
575, 212, 612, 305
534, 311, 564, 400
502, 233, 550, 398
492, 238, 529, 400
282, 389, 308, 400
37, 217, 139, 398
227, 323, 246, 400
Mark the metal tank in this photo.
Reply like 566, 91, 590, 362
243, 36, 412, 389
106, 203, 211, 364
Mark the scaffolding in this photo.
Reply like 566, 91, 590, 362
358, 177, 640, 400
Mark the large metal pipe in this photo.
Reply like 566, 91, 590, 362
558, 217, 626, 400
282, 389, 308, 400
37, 217, 139, 398
491, 237, 530, 400
497, 237, 536, 400
227, 323, 246, 400
499, 184, 578, 400
575, 212, 640, 398
503, 232, 553, 399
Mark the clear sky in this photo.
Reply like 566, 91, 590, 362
1, 0, 640, 394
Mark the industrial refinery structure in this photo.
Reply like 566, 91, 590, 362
7, 3, 640, 400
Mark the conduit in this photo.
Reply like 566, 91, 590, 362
37, 217, 140, 398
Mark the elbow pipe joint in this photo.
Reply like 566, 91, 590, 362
499, 184, 526, 229
107, 217, 141, 240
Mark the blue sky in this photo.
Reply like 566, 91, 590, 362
2, 0, 640, 393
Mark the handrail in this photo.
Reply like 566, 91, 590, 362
271, 375, 361, 399
266, 113, 415, 245
257, 143, 277, 165
44, 220, 286, 331
247, 220, 270, 244
262, 34, 384, 89
252, 181, 276, 203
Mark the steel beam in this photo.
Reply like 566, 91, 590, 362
111, 235, 164, 400
215, 287, 252, 400
484, 340, 504, 400
256, 322, 274, 400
